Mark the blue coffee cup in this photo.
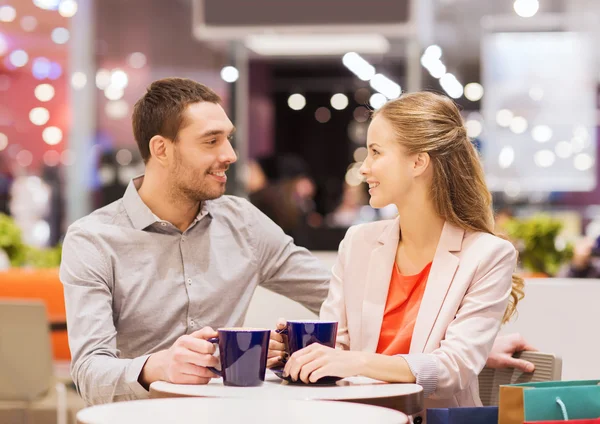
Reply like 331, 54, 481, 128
207, 328, 270, 387
278, 320, 338, 354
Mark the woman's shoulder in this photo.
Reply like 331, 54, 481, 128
462, 230, 517, 261
345, 219, 397, 242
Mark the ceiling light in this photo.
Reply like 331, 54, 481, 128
246, 34, 389, 56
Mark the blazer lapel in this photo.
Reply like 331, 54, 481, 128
360, 217, 400, 352
410, 221, 464, 354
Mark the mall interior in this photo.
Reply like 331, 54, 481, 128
1, 0, 600, 423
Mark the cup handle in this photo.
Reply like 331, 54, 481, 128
206, 337, 221, 377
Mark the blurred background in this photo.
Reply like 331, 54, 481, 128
0, 0, 599, 277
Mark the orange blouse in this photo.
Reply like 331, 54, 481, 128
376, 261, 432, 355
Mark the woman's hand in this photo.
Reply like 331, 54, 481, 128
267, 318, 288, 368
486, 333, 536, 372
283, 343, 363, 383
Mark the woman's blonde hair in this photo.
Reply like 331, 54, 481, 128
374, 91, 523, 323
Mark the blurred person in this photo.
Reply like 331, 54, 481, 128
274, 92, 525, 408
559, 236, 600, 278
60, 78, 331, 405
244, 159, 267, 195
325, 182, 368, 228
0, 154, 12, 215
249, 154, 322, 245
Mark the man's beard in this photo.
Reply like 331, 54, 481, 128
170, 155, 226, 203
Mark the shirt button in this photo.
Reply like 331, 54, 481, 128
181, 236, 186, 242
160, 222, 167, 227
187, 279, 192, 285
190, 320, 195, 327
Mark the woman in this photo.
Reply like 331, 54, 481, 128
279, 92, 524, 408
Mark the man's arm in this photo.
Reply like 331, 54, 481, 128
247, 200, 331, 315
60, 225, 153, 405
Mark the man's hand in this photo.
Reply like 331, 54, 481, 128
267, 318, 287, 368
486, 333, 536, 373
139, 326, 219, 388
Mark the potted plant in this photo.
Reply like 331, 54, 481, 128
503, 213, 573, 277
0, 213, 62, 269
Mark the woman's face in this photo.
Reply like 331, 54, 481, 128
360, 115, 424, 209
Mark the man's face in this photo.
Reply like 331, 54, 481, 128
168, 102, 237, 202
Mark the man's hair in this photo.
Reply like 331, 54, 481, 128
132, 77, 221, 163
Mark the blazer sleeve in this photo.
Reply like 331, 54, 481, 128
401, 238, 517, 399
319, 227, 355, 350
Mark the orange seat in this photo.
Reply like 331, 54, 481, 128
0, 268, 70, 360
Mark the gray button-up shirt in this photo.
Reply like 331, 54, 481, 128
60, 177, 331, 405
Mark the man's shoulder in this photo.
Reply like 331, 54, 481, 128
66, 199, 127, 236
207, 195, 256, 220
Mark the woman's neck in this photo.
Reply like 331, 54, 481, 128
395, 193, 445, 251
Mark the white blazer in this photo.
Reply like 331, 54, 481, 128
320, 217, 517, 408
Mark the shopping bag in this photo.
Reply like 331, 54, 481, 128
524, 396, 600, 423
499, 380, 600, 424
427, 406, 498, 424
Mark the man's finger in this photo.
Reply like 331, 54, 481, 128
173, 348, 219, 367
180, 336, 217, 355
190, 327, 218, 340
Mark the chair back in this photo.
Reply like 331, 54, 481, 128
0, 300, 53, 401
478, 351, 562, 406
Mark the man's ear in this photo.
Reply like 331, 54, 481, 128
148, 135, 170, 167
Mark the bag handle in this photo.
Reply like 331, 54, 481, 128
556, 397, 569, 420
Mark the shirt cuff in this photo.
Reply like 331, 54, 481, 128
125, 354, 152, 399
398, 353, 438, 397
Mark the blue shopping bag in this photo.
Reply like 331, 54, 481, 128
427, 406, 498, 424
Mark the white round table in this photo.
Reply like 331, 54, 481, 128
150, 370, 424, 417
76, 397, 409, 424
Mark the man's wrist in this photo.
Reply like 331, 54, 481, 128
139, 351, 166, 389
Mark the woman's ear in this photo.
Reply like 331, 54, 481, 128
413, 152, 431, 176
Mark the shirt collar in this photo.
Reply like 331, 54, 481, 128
122, 175, 211, 231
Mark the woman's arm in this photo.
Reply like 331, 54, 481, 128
319, 227, 356, 350
283, 344, 416, 383
401, 239, 517, 398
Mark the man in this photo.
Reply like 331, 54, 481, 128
60, 78, 330, 405
62, 78, 533, 406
